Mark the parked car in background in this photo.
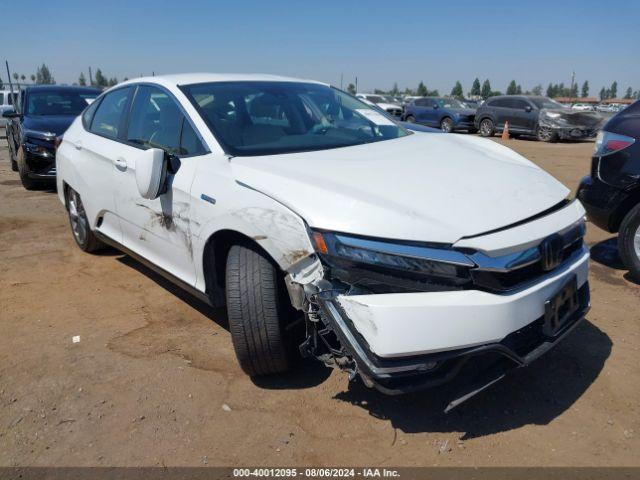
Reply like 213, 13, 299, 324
403, 97, 476, 133
0, 89, 19, 127
3, 85, 101, 189
572, 103, 595, 111
578, 100, 640, 280
355, 93, 403, 118
56, 74, 590, 408
474, 95, 604, 142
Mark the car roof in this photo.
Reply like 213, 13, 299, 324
119, 73, 327, 88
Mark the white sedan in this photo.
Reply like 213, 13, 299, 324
56, 74, 590, 406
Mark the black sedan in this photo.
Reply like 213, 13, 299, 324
4, 85, 101, 189
577, 100, 640, 280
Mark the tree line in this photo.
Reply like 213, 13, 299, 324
0, 63, 128, 90
367, 77, 640, 101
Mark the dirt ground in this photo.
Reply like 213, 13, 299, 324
0, 136, 638, 467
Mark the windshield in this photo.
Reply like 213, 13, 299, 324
181, 82, 410, 157
531, 97, 568, 110
26, 90, 98, 116
436, 98, 465, 109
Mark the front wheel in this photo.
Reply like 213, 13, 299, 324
225, 244, 293, 376
479, 118, 494, 137
67, 188, 104, 252
618, 204, 640, 282
440, 117, 454, 133
537, 125, 558, 142
16, 147, 40, 190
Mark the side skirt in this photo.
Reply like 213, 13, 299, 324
93, 230, 213, 307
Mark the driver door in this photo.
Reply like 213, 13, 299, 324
113, 85, 208, 285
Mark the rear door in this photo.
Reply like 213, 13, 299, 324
72, 86, 134, 243
112, 84, 209, 285
419, 98, 438, 126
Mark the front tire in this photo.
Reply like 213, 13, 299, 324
618, 204, 640, 282
66, 188, 104, 252
16, 147, 40, 190
537, 125, 558, 142
226, 244, 292, 376
440, 117, 454, 133
479, 118, 494, 137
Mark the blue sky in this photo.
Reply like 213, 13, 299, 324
3, 0, 638, 96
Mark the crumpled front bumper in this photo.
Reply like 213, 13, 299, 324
315, 248, 590, 397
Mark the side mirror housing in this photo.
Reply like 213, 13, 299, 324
135, 148, 167, 200
2, 109, 18, 118
525, 105, 533, 112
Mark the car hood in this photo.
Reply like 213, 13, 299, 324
376, 102, 402, 110
539, 109, 604, 128
23, 115, 77, 136
230, 133, 570, 244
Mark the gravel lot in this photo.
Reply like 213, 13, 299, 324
0, 137, 638, 467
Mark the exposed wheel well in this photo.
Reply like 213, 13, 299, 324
611, 188, 640, 232
202, 229, 282, 307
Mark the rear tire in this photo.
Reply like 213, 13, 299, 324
479, 118, 494, 137
16, 148, 40, 190
226, 244, 292, 376
66, 188, 104, 252
405, 115, 416, 123
618, 203, 640, 282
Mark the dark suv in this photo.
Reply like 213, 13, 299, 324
3, 85, 101, 189
474, 95, 603, 142
577, 100, 640, 280
402, 97, 476, 133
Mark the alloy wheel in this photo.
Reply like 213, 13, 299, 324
634, 224, 640, 260
480, 119, 492, 136
441, 118, 453, 133
68, 190, 88, 246
537, 126, 553, 141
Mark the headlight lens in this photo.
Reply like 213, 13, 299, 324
310, 230, 474, 293
544, 112, 561, 119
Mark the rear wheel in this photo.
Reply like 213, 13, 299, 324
225, 244, 293, 376
618, 203, 640, 282
67, 188, 104, 252
479, 118, 494, 137
405, 115, 416, 123
16, 148, 41, 190
440, 117, 454, 133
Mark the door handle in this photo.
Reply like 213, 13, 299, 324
73, 140, 83, 150
113, 157, 127, 171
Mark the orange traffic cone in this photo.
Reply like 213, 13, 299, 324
501, 121, 510, 140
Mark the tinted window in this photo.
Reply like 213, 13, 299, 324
0, 93, 4, 105
490, 98, 510, 108
415, 98, 429, 107
126, 85, 205, 156
90, 88, 131, 139
26, 90, 99, 116
511, 99, 530, 110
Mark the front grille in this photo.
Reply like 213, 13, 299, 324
468, 222, 586, 293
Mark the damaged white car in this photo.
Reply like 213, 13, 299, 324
57, 74, 590, 408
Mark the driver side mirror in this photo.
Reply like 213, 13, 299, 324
525, 105, 533, 112
2, 108, 18, 118
135, 148, 167, 200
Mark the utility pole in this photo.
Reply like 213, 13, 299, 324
355, 76, 358, 93
5, 60, 19, 113
88, 67, 93, 86
570, 71, 575, 98
340, 73, 343, 90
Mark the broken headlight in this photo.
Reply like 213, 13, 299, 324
310, 230, 474, 293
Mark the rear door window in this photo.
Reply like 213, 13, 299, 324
89, 87, 132, 139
